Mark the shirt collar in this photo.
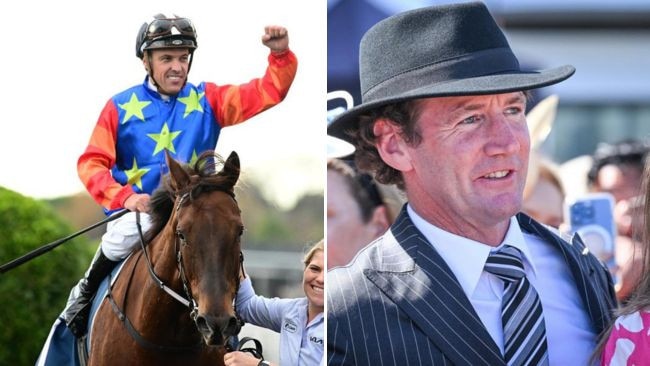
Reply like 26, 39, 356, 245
406, 205, 537, 298
145, 76, 171, 101
307, 311, 324, 328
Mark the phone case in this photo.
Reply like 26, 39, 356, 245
564, 192, 617, 267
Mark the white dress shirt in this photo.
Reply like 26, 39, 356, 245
407, 205, 597, 366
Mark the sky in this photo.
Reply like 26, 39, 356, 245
0, 1, 326, 209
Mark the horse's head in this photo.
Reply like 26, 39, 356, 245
164, 150, 244, 347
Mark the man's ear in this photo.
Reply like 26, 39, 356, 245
142, 54, 150, 72
373, 118, 413, 173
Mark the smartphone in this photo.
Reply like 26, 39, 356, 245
564, 192, 617, 270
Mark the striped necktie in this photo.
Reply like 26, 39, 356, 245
484, 245, 549, 366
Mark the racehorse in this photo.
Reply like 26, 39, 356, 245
87, 151, 244, 366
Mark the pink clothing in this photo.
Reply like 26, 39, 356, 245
601, 309, 650, 365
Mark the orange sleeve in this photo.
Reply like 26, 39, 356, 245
77, 99, 134, 211
207, 49, 298, 127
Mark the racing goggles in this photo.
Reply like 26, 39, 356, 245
146, 18, 196, 40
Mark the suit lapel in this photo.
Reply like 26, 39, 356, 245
364, 210, 505, 366
516, 212, 616, 335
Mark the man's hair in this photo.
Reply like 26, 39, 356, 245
348, 100, 422, 190
587, 139, 650, 187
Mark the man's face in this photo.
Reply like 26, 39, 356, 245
595, 164, 643, 203
327, 169, 381, 268
385, 92, 530, 238
144, 48, 190, 96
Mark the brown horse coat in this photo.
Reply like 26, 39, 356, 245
88, 151, 243, 366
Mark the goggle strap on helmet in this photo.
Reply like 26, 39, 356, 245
135, 14, 197, 59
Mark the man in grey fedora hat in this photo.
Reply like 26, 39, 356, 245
326, 2, 617, 365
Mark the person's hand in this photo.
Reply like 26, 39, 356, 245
261, 25, 289, 53
124, 193, 151, 213
223, 351, 263, 366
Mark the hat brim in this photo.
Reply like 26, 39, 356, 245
328, 65, 575, 140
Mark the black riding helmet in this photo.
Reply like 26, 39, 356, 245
136, 14, 198, 91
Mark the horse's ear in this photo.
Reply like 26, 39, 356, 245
165, 150, 191, 191
220, 151, 240, 188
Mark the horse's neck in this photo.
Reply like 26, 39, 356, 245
148, 229, 181, 282
129, 229, 198, 338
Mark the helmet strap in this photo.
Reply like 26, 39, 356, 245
187, 50, 195, 76
145, 51, 160, 89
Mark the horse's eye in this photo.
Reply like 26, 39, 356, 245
177, 230, 186, 241
238, 226, 244, 237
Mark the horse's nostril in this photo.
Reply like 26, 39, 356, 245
224, 316, 242, 336
228, 316, 238, 328
195, 315, 212, 334
195, 314, 240, 345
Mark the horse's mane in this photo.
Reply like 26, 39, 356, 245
143, 151, 238, 243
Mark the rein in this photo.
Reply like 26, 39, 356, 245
135, 209, 196, 310
106, 191, 245, 353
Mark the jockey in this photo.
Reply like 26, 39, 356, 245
60, 13, 298, 338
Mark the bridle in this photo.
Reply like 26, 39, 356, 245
166, 191, 245, 326
106, 189, 245, 352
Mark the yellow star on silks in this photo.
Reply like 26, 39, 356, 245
125, 158, 150, 190
177, 89, 205, 118
189, 150, 199, 166
119, 93, 151, 124
147, 123, 182, 156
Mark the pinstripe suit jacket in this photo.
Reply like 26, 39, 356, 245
327, 208, 617, 365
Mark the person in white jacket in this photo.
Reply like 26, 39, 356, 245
224, 240, 324, 366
